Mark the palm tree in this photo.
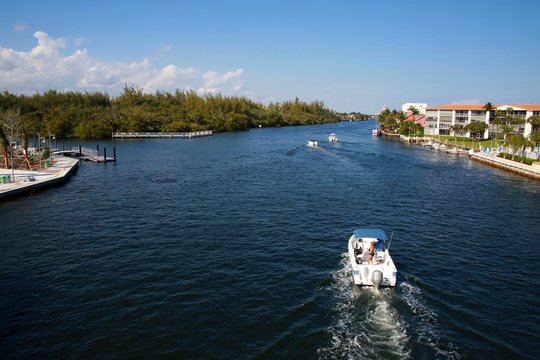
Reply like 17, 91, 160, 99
449, 124, 464, 147
506, 135, 531, 161
526, 115, 540, 151
500, 124, 514, 141
464, 122, 488, 139
407, 105, 420, 121
491, 116, 507, 140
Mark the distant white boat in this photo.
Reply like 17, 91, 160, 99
348, 228, 397, 289
432, 142, 447, 150
307, 139, 319, 147
372, 129, 380, 136
446, 147, 469, 155
328, 133, 338, 142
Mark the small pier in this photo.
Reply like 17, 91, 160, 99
54, 146, 116, 163
73, 146, 115, 163
112, 131, 212, 139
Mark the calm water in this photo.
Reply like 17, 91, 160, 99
1, 120, 539, 359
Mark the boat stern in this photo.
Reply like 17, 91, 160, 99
351, 265, 396, 287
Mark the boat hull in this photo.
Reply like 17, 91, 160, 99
348, 232, 397, 287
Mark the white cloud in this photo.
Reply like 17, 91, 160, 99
199, 69, 244, 95
0, 30, 248, 96
14, 23, 27, 32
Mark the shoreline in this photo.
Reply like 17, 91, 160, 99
470, 152, 540, 180
380, 130, 540, 181
0, 156, 80, 201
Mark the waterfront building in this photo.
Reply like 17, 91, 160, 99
423, 104, 540, 139
401, 103, 427, 115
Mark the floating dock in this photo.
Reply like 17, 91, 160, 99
56, 146, 116, 163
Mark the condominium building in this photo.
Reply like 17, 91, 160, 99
401, 103, 428, 115
424, 104, 540, 139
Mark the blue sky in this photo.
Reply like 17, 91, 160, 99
1, 0, 539, 113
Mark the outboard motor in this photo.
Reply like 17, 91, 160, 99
372, 270, 383, 290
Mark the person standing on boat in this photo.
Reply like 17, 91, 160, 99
368, 241, 376, 264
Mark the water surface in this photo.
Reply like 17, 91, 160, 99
1, 120, 539, 359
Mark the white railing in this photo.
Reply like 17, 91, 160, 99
112, 131, 213, 139
72, 146, 99, 156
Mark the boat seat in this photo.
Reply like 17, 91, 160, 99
376, 251, 385, 263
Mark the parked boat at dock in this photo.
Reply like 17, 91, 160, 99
348, 228, 397, 289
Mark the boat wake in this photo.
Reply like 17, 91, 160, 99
398, 279, 462, 359
318, 256, 409, 359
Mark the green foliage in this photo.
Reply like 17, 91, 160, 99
42, 147, 50, 159
498, 152, 534, 165
377, 108, 406, 133
399, 120, 423, 136
464, 121, 488, 138
0, 88, 340, 139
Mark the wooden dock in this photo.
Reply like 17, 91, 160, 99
80, 155, 115, 163
56, 146, 116, 163
112, 131, 212, 139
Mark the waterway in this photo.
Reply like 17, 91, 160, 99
1, 120, 539, 359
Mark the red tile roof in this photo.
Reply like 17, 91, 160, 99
427, 104, 540, 111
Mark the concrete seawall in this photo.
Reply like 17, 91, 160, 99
0, 156, 80, 201
470, 153, 540, 181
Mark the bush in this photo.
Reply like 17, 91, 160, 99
498, 152, 534, 165
42, 147, 50, 159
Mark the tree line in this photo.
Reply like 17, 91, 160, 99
0, 87, 341, 139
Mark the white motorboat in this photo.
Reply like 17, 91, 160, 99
348, 228, 397, 289
423, 139, 433, 148
307, 139, 319, 147
447, 147, 468, 155
372, 129, 380, 136
432, 142, 447, 150
328, 133, 338, 142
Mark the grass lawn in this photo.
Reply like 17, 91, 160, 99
425, 135, 504, 149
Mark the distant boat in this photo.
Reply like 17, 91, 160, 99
423, 139, 433, 148
433, 142, 446, 150
307, 139, 319, 147
372, 129, 380, 136
348, 228, 397, 289
328, 133, 338, 142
